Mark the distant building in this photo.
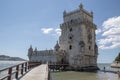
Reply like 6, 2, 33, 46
28, 4, 98, 70
28, 46, 56, 63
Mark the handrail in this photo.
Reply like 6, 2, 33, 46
0, 61, 29, 80
0, 62, 27, 72
0, 61, 41, 80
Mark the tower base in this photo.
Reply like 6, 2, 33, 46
65, 66, 99, 72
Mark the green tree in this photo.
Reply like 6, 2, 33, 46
115, 52, 120, 61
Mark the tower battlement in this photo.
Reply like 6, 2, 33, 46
63, 4, 93, 23
60, 17, 97, 30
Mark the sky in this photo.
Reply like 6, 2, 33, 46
0, 0, 120, 63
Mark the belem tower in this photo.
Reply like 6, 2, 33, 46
28, 4, 98, 70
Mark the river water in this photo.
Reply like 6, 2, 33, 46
51, 63, 120, 80
0, 61, 120, 80
0, 61, 25, 79
51, 71, 118, 80
0, 61, 25, 69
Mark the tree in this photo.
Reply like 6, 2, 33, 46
115, 52, 120, 61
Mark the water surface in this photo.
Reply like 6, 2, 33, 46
51, 63, 120, 80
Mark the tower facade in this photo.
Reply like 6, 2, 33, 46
59, 4, 98, 69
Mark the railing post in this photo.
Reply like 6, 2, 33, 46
28, 62, 30, 70
25, 62, 27, 72
8, 67, 12, 80
21, 64, 24, 75
15, 65, 19, 79
48, 70, 50, 80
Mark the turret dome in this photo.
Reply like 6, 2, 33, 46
54, 41, 60, 51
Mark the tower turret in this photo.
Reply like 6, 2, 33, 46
54, 41, 60, 51
79, 3, 83, 9
34, 47, 37, 53
28, 45, 33, 60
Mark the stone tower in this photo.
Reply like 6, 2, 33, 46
59, 4, 98, 69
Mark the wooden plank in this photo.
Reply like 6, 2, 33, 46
19, 64, 49, 80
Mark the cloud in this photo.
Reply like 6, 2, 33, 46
55, 28, 61, 36
41, 28, 53, 34
102, 27, 120, 36
98, 16, 120, 50
41, 28, 61, 36
95, 29, 102, 35
102, 16, 120, 30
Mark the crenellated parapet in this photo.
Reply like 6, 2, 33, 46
63, 6, 93, 17
60, 17, 96, 30
63, 3, 93, 23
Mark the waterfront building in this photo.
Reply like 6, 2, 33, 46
28, 4, 98, 70
28, 45, 56, 63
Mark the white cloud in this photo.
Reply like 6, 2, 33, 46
41, 28, 53, 34
98, 16, 120, 50
55, 28, 61, 36
41, 28, 61, 36
102, 16, 120, 30
95, 29, 102, 35
99, 42, 120, 50
102, 27, 120, 36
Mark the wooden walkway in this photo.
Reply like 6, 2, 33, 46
18, 64, 49, 80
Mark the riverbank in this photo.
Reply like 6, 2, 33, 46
111, 62, 120, 68
0, 55, 26, 61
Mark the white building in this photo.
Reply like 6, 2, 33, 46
28, 4, 98, 70
28, 46, 56, 63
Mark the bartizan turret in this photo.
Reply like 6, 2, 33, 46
54, 41, 60, 52
28, 45, 33, 61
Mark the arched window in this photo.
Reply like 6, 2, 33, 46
69, 45, 72, 50
69, 36, 72, 39
68, 34, 73, 40
89, 46, 91, 50
70, 19, 73, 23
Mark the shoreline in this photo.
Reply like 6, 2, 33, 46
111, 62, 120, 68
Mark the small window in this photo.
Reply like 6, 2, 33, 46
56, 49, 58, 51
70, 19, 73, 23
69, 45, 72, 50
89, 46, 91, 50
69, 36, 72, 39
69, 28, 72, 32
